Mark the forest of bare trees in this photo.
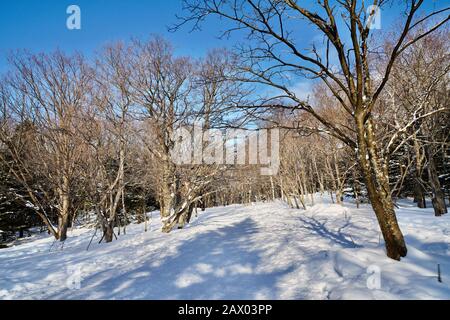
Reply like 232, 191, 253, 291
0, 1, 449, 262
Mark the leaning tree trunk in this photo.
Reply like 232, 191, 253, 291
426, 147, 448, 216
356, 116, 407, 260
176, 202, 195, 229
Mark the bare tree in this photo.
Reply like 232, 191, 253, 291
383, 27, 449, 215
0, 51, 93, 241
90, 43, 135, 242
175, 0, 450, 259
125, 37, 195, 232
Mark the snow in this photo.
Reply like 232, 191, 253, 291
0, 196, 449, 300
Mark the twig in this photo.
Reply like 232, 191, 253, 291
438, 264, 442, 283
86, 227, 98, 251
49, 238, 57, 252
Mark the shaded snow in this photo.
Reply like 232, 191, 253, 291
0, 196, 449, 300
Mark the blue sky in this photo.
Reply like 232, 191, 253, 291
0, 0, 241, 72
0, 0, 446, 76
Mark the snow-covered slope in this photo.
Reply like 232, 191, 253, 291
0, 196, 449, 300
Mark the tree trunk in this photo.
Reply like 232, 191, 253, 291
426, 147, 447, 216
160, 159, 177, 232
103, 223, 114, 243
291, 195, 299, 209
313, 157, 325, 195
412, 135, 426, 208
142, 202, 149, 232
333, 152, 343, 204
352, 168, 361, 209
58, 213, 70, 242
58, 180, 71, 242
413, 180, 426, 209
177, 208, 188, 229
121, 189, 127, 234
270, 176, 276, 201
326, 157, 340, 204
356, 116, 407, 260
201, 199, 206, 212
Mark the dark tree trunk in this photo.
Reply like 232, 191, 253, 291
103, 224, 114, 243
413, 180, 426, 208
186, 203, 195, 224
426, 147, 447, 216
201, 200, 206, 212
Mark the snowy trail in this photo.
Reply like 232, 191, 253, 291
0, 196, 449, 300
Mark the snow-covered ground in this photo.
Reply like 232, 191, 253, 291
0, 195, 449, 300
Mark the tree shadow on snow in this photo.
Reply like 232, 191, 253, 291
47, 218, 295, 300
297, 216, 363, 249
